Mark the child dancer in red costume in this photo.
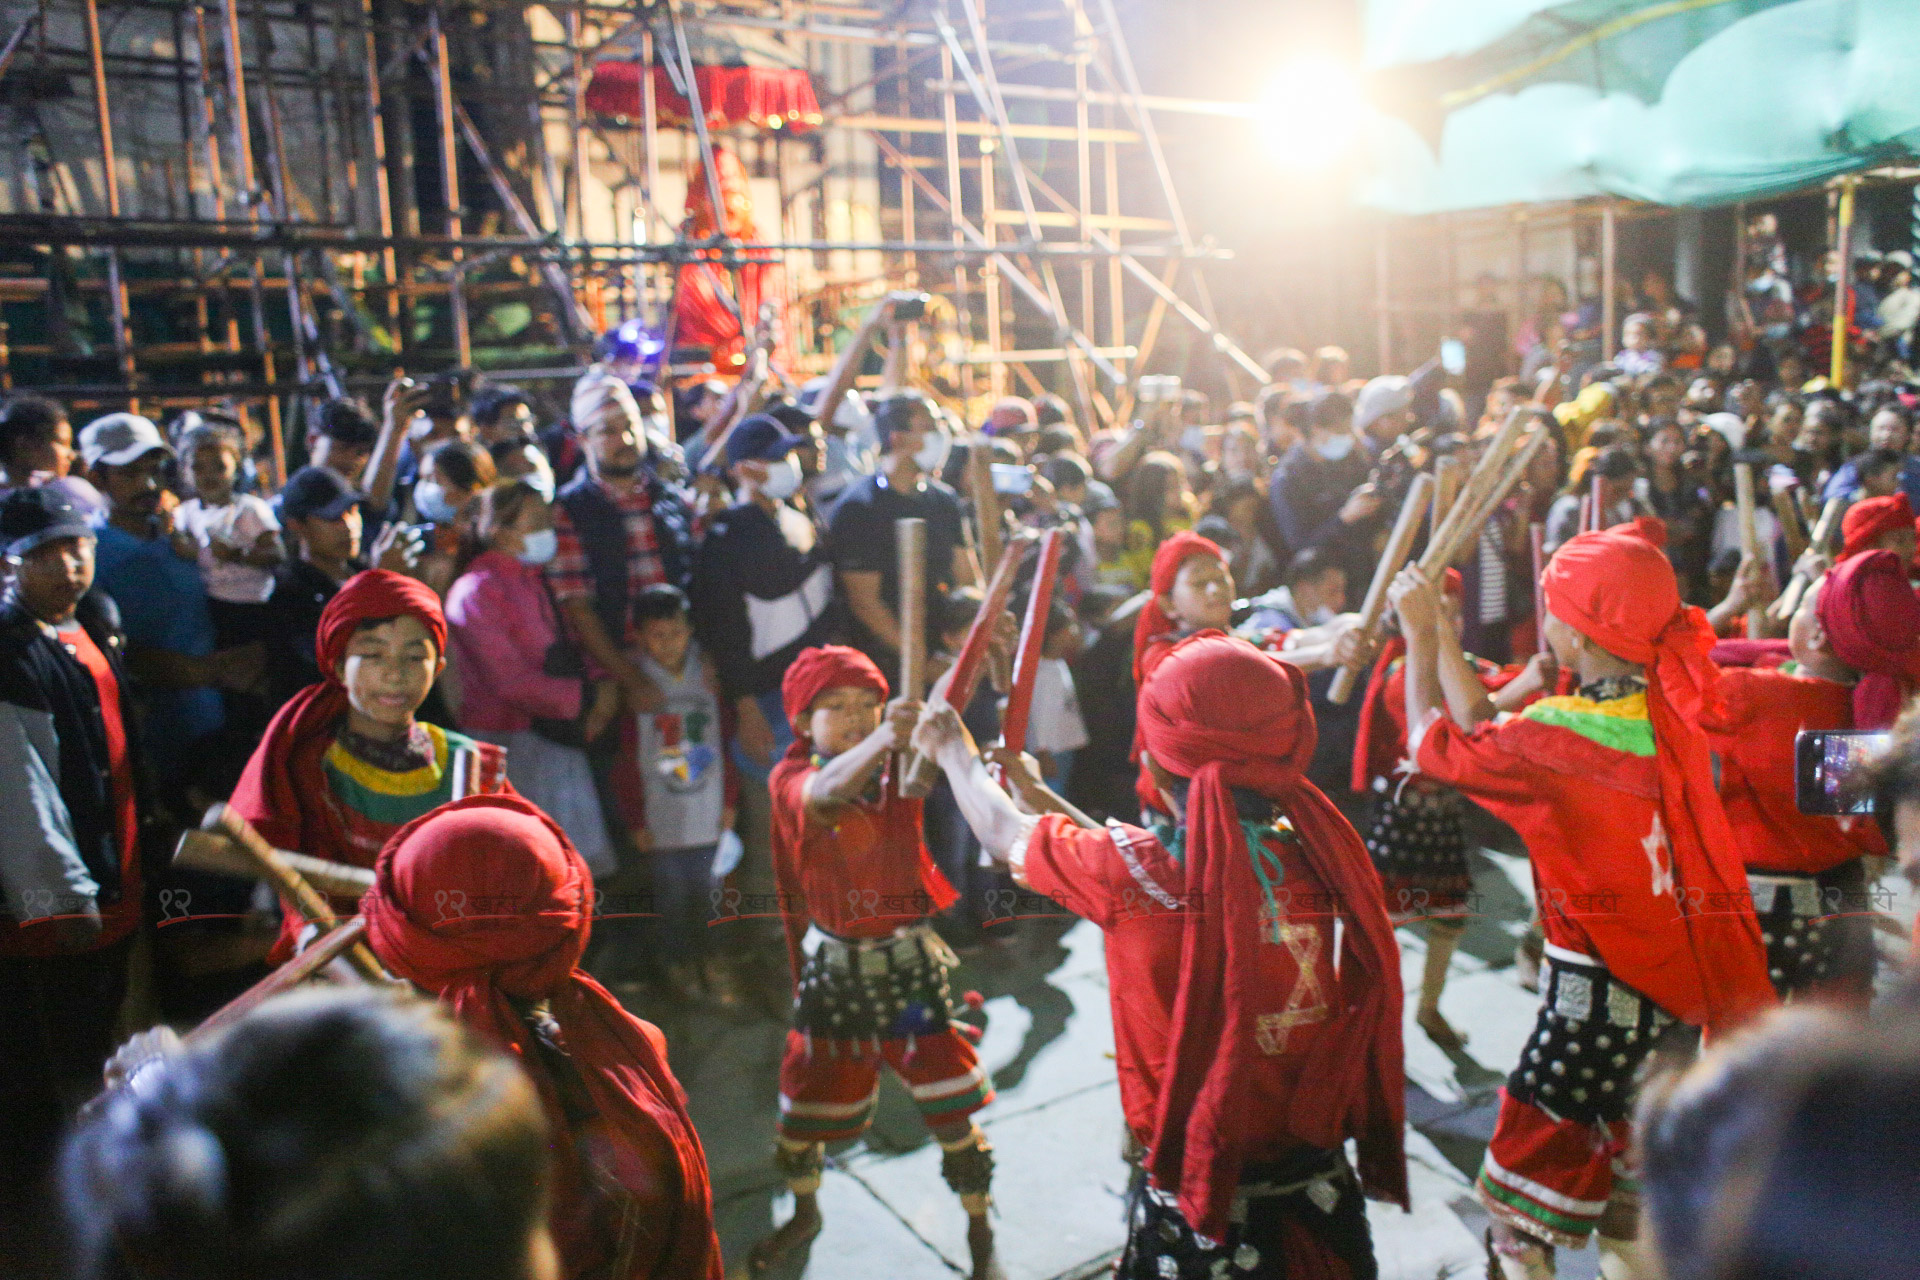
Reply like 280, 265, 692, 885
754, 645, 1000, 1279
1390, 518, 1774, 1280
919, 633, 1407, 1280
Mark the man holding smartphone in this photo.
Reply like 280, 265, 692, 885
1706, 549, 1920, 1002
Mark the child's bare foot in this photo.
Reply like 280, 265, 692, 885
739, 1196, 822, 1277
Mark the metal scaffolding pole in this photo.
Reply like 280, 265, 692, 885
80, 0, 134, 391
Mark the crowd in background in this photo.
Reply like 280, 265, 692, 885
10, 233, 1920, 1279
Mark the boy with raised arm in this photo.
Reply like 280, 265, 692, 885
1389, 517, 1774, 1279
753, 644, 1000, 1280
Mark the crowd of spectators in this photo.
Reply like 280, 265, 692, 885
10, 246, 1920, 1276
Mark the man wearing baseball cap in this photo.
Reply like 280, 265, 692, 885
0, 487, 143, 1189
690, 413, 836, 771
83, 412, 257, 757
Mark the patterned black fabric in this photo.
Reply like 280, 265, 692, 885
792, 928, 954, 1041
1365, 781, 1472, 919
1117, 1149, 1376, 1280
1506, 955, 1673, 1126
1751, 858, 1877, 1000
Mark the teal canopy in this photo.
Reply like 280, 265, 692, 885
1359, 0, 1920, 212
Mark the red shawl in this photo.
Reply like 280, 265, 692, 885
1543, 519, 1774, 1034
1138, 634, 1406, 1240
362, 795, 721, 1280
1351, 569, 1461, 793
230, 569, 448, 856
1130, 530, 1226, 685
1816, 548, 1920, 728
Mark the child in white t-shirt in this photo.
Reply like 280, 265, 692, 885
1027, 600, 1089, 791
176, 420, 284, 646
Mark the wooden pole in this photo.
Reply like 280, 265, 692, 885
894, 516, 927, 797
1734, 462, 1764, 636
187, 918, 374, 1045
967, 438, 1004, 570
1530, 521, 1547, 652
1832, 177, 1857, 389
1589, 471, 1606, 532
173, 829, 375, 900
1329, 472, 1436, 705
1771, 481, 1808, 564
1431, 454, 1465, 541
1769, 495, 1845, 622
204, 804, 387, 981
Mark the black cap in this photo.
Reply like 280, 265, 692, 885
280, 466, 363, 521
725, 414, 805, 468
1, 486, 95, 558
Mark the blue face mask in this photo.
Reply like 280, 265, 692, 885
414, 480, 459, 525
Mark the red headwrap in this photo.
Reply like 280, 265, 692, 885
1543, 520, 1774, 1032
1816, 549, 1920, 728
1137, 634, 1406, 1240
1132, 530, 1227, 684
779, 645, 890, 762
1352, 569, 1461, 793
230, 569, 448, 857
1839, 493, 1914, 561
362, 795, 721, 1280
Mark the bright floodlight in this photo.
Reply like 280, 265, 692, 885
1255, 55, 1366, 170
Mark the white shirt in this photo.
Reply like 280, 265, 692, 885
176, 493, 280, 604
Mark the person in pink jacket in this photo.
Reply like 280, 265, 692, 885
446, 479, 621, 876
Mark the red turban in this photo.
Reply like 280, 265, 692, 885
1839, 493, 1914, 561
231, 569, 447, 853
1543, 521, 1774, 1032
1137, 634, 1406, 1238
1131, 530, 1226, 684
780, 645, 889, 760
1817, 549, 1920, 728
363, 795, 721, 1280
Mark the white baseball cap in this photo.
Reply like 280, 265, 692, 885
79, 413, 174, 470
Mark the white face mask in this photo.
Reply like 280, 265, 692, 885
1314, 434, 1355, 461
759, 455, 802, 501
913, 430, 952, 476
414, 480, 459, 524
516, 527, 559, 566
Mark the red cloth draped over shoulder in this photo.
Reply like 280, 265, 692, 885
1137, 633, 1406, 1241
1542, 518, 1774, 1033
1816, 549, 1920, 729
363, 795, 721, 1280
230, 569, 448, 856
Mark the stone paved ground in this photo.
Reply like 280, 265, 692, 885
615, 832, 1918, 1280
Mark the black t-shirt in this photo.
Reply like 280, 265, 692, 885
262, 558, 351, 710
827, 472, 965, 668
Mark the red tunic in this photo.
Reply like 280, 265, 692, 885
1017, 815, 1347, 1162
1417, 698, 1764, 1026
767, 759, 957, 968
1702, 667, 1885, 874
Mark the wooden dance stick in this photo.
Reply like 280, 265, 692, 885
173, 829, 374, 899
1423, 428, 1550, 578
894, 518, 928, 798
999, 528, 1065, 756
966, 437, 1004, 571
1589, 470, 1606, 532
186, 918, 374, 1046
1768, 495, 1845, 622
1424, 407, 1531, 573
1734, 463, 1765, 637
1431, 454, 1465, 538
1530, 521, 1547, 652
901, 537, 1026, 796
1327, 472, 1436, 705
1771, 479, 1809, 564
204, 804, 388, 981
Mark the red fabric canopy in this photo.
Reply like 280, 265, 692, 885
584, 61, 821, 134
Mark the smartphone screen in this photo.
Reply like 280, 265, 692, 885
1794, 729, 1891, 815
1440, 338, 1467, 377
990, 463, 1033, 495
